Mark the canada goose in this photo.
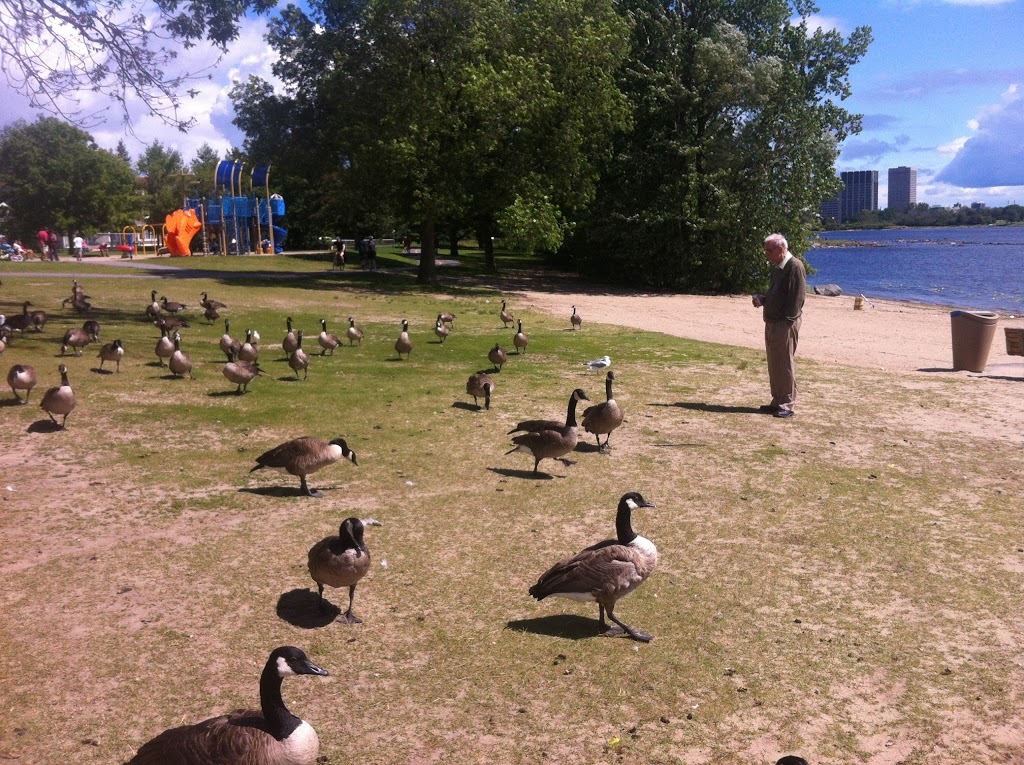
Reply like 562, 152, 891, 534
394, 319, 412, 359
160, 296, 187, 314
466, 372, 494, 410
251, 435, 357, 497
62, 294, 92, 314
97, 339, 125, 372
60, 327, 92, 356
513, 319, 528, 354
776, 758, 809, 765
145, 290, 161, 319
318, 319, 340, 355
506, 387, 590, 474
199, 291, 227, 310
308, 517, 382, 622
488, 343, 508, 371
238, 329, 259, 362
7, 364, 37, 402
219, 319, 241, 361
433, 316, 450, 344
570, 305, 582, 330
438, 310, 456, 326
155, 315, 190, 334
250, 328, 261, 345
3, 301, 32, 332
346, 317, 363, 346
30, 306, 47, 331
155, 329, 174, 366
289, 329, 310, 380
126, 646, 329, 765
282, 317, 299, 356
203, 304, 220, 323
39, 364, 75, 428
82, 319, 100, 340
168, 333, 194, 379
223, 349, 263, 394
529, 491, 657, 642
582, 371, 624, 451
0, 331, 5, 357
499, 299, 514, 328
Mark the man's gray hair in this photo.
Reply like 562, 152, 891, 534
764, 233, 788, 252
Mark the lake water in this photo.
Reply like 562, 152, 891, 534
808, 227, 1024, 314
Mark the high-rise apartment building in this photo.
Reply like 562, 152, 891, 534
839, 170, 879, 221
887, 166, 917, 211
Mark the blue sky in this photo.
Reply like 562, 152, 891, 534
1, 1, 1022, 210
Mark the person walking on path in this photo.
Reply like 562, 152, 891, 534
333, 236, 346, 270
47, 229, 59, 261
72, 233, 84, 261
751, 233, 805, 418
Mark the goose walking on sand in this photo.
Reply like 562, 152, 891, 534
251, 436, 358, 497
506, 388, 590, 474
39, 364, 76, 427
126, 646, 329, 765
529, 492, 657, 642
308, 516, 382, 622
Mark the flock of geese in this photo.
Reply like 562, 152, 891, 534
1, 281, 805, 765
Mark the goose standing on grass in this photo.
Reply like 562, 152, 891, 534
513, 319, 528, 354
3, 301, 32, 333
30, 305, 47, 331
155, 316, 189, 334
203, 304, 220, 323
466, 372, 495, 410
308, 516, 382, 622
289, 329, 310, 380
223, 349, 263, 394
97, 339, 125, 372
126, 645, 329, 765
570, 305, 582, 330
433, 316, 451, 344
60, 326, 93, 356
7, 364, 37, 403
529, 491, 657, 642
238, 329, 259, 362
499, 299, 515, 328
346, 317, 363, 346
82, 319, 100, 341
39, 364, 76, 428
145, 290, 161, 319
251, 436, 358, 497
282, 317, 299, 356
488, 343, 508, 371
155, 329, 174, 366
199, 291, 227, 311
219, 319, 241, 362
394, 319, 412, 359
168, 333, 194, 379
506, 388, 590, 474
160, 295, 187, 314
318, 319, 340, 355
582, 370, 624, 451
438, 310, 456, 326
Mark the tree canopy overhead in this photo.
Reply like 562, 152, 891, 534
0, 0, 275, 130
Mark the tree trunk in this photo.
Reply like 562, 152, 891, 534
417, 218, 437, 284
478, 220, 496, 272
448, 225, 459, 259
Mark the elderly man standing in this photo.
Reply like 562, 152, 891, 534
752, 233, 806, 419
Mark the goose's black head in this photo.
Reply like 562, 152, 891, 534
339, 517, 367, 552
330, 437, 358, 466
269, 646, 329, 678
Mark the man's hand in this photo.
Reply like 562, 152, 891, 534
752, 294, 764, 308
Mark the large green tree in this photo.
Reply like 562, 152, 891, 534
0, 117, 136, 242
136, 141, 186, 225
232, 0, 630, 280
569, 0, 871, 291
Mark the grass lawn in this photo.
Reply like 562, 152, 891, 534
0, 256, 1020, 764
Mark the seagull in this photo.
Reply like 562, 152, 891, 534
585, 355, 611, 371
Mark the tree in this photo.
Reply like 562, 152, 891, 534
136, 140, 186, 224
0, 0, 275, 130
0, 116, 136, 241
568, 0, 871, 291
232, 0, 630, 281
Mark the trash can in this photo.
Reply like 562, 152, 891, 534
950, 310, 999, 372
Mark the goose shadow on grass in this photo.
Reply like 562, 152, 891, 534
90, 367, 116, 375
208, 389, 249, 397
506, 614, 602, 640
451, 401, 483, 412
27, 419, 65, 433
239, 485, 326, 498
0, 398, 28, 408
277, 588, 341, 629
487, 467, 562, 481
650, 401, 763, 415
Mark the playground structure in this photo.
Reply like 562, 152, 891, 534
180, 161, 287, 256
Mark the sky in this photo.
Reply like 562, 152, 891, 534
1, 0, 1023, 210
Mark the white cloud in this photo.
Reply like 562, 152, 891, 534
935, 85, 1024, 186
937, 136, 969, 154
802, 14, 846, 34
